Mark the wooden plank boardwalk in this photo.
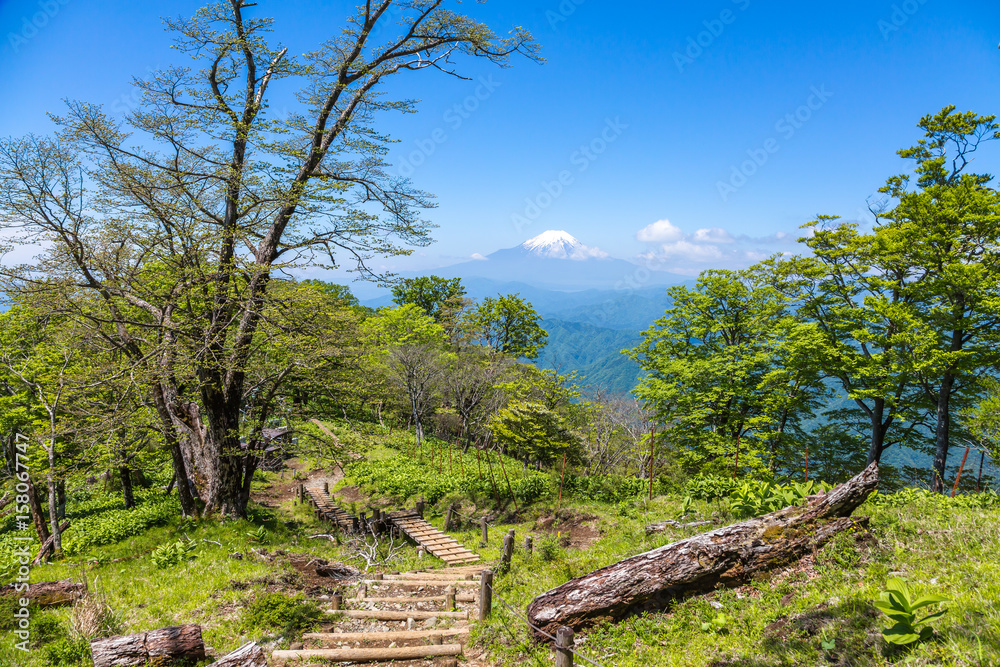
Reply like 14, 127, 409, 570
388, 511, 480, 565
304, 486, 358, 533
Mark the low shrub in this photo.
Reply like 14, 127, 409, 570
243, 593, 323, 637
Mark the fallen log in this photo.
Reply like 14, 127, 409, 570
644, 519, 712, 534
0, 578, 86, 606
526, 462, 879, 639
90, 624, 205, 667
209, 641, 268, 666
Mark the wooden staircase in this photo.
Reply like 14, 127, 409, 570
387, 511, 480, 566
271, 565, 485, 665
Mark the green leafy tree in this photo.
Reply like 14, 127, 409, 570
490, 401, 581, 466
470, 294, 548, 360
0, 2, 538, 518
876, 107, 1000, 491
391, 276, 466, 322
365, 305, 447, 449
781, 220, 928, 468
629, 268, 825, 476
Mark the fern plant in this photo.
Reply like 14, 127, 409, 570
874, 578, 949, 645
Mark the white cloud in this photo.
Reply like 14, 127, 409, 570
636, 219, 683, 243
634, 219, 802, 274
470, 252, 488, 261
692, 227, 735, 244
653, 240, 725, 261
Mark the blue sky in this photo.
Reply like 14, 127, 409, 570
3, 0, 999, 280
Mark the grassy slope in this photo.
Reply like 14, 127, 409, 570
2, 421, 999, 666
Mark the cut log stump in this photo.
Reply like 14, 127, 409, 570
526, 462, 879, 639
209, 641, 268, 666
90, 624, 205, 667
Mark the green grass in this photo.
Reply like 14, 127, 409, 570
0, 477, 349, 667
473, 493, 1000, 667
3, 421, 999, 667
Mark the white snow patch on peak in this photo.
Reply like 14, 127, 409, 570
519, 230, 608, 260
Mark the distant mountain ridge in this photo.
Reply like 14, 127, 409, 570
358, 230, 691, 394
428, 230, 687, 291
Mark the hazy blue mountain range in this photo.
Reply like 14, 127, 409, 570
357, 231, 692, 393
535, 319, 645, 395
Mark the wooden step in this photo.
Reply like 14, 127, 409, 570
303, 628, 469, 643
272, 644, 462, 663
364, 579, 478, 588
329, 609, 469, 620
348, 594, 475, 604
388, 572, 475, 581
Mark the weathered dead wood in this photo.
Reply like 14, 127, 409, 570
644, 519, 712, 534
208, 641, 268, 666
315, 564, 361, 579
526, 462, 879, 639
32, 520, 71, 564
0, 578, 85, 606
90, 624, 205, 667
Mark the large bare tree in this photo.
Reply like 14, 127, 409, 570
0, 0, 538, 517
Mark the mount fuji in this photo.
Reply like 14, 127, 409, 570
358, 231, 691, 393
432, 230, 683, 291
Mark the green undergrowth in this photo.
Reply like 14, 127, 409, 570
0, 481, 347, 667
330, 419, 678, 510
474, 492, 1000, 667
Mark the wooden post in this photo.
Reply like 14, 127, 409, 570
416, 499, 424, 518
445, 586, 455, 612
555, 626, 574, 667
429, 633, 443, 646
556, 452, 567, 515
479, 570, 493, 621
733, 434, 741, 478
951, 445, 971, 497
501, 532, 514, 572
357, 584, 367, 600
331, 592, 342, 611
648, 425, 656, 501
298, 484, 304, 504
481, 516, 488, 545
525, 536, 533, 554
323, 481, 329, 494
444, 505, 454, 532
978, 450, 986, 493
372, 573, 383, 581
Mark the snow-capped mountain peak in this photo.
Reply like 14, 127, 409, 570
519, 230, 608, 260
